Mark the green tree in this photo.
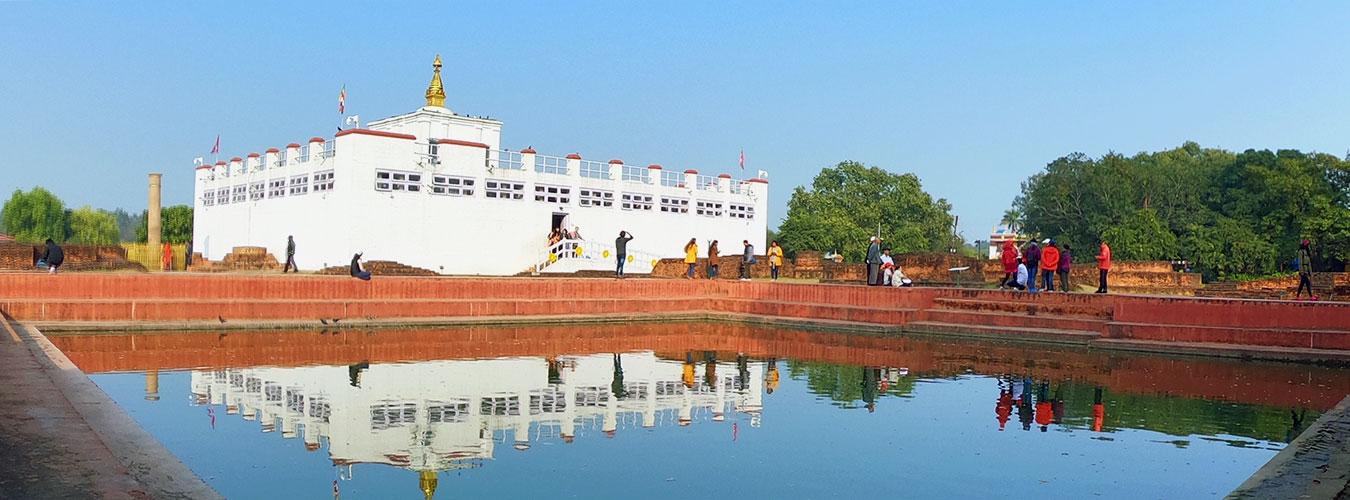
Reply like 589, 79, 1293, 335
1, 187, 68, 243
778, 161, 957, 261
136, 205, 194, 244
1101, 208, 1177, 261
67, 206, 120, 245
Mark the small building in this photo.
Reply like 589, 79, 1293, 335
192, 56, 768, 275
987, 225, 1023, 260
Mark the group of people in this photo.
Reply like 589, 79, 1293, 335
679, 238, 784, 281
864, 236, 912, 287
999, 238, 1111, 294
996, 378, 1107, 433
547, 226, 583, 246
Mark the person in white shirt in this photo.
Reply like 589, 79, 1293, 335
880, 248, 895, 285
1010, 258, 1029, 291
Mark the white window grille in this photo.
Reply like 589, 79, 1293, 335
622, 164, 650, 183
536, 155, 568, 175
729, 203, 755, 219
249, 182, 265, 201
480, 396, 520, 416
574, 387, 609, 407
427, 142, 440, 165
215, 187, 231, 205
265, 383, 282, 402
296, 145, 310, 163
660, 196, 689, 213
286, 390, 305, 414
621, 192, 653, 211
289, 175, 310, 196
578, 188, 613, 207
427, 399, 472, 423
268, 179, 287, 198
273, 151, 287, 168
696, 200, 724, 217
484, 179, 526, 200
489, 149, 524, 170
696, 174, 720, 191
231, 185, 247, 204
660, 170, 684, 187
730, 181, 749, 195
312, 170, 335, 192
245, 377, 261, 393
370, 402, 417, 430
374, 170, 422, 193
579, 160, 608, 179
430, 175, 475, 196
534, 184, 571, 204
203, 190, 215, 206
318, 142, 335, 158
308, 398, 331, 423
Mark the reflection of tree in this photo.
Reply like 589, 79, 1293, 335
786, 361, 917, 407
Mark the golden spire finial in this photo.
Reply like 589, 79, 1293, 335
425, 55, 446, 108
418, 470, 439, 500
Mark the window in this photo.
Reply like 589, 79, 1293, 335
308, 398, 331, 423
215, 188, 231, 205
427, 142, 440, 165
579, 160, 608, 179
313, 170, 334, 192
729, 203, 755, 219
484, 179, 525, 200
660, 196, 689, 213
289, 175, 309, 196
480, 396, 520, 416
286, 390, 305, 414
621, 192, 653, 211
265, 383, 282, 402
430, 175, 475, 196
578, 188, 613, 208
534, 184, 571, 204
249, 182, 264, 201
203, 190, 215, 206
537, 155, 568, 175
375, 169, 422, 192
622, 164, 649, 183
231, 185, 247, 204
370, 402, 417, 430
660, 170, 684, 187
427, 400, 471, 423
268, 178, 287, 198
696, 200, 724, 217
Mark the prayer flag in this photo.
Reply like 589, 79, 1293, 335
739, 149, 745, 170
210, 135, 220, 154
339, 85, 346, 114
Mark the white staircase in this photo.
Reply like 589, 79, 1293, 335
533, 239, 662, 275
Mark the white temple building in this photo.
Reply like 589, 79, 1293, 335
192, 56, 769, 275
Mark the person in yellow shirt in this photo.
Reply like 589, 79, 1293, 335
683, 238, 698, 279
767, 241, 785, 281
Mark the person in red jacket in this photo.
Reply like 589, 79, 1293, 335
161, 242, 173, 271
1095, 239, 1112, 294
999, 239, 1019, 289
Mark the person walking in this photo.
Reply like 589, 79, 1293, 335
999, 239, 1018, 289
1039, 240, 1059, 292
1057, 243, 1072, 293
350, 252, 371, 281
739, 240, 756, 281
615, 231, 633, 278
707, 240, 720, 279
42, 238, 64, 274
767, 241, 784, 281
1295, 239, 1315, 299
866, 236, 883, 286
683, 238, 698, 279
1095, 239, 1112, 293
283, 235, 297, 273
1023, 240, 1041, 293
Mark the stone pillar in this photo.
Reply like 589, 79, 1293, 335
608, 159, 623, 182
148, 173, 163, 252
565, 153, 582, 178
145, 369, 160, 401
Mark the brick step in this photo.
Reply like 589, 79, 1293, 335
923, 309, 1107, 334
932, 298, 1112, 319
721, 298, 918, 325
904, 321, 1099, 344
0, 297, 710, 322
1106, 321, 1350, 351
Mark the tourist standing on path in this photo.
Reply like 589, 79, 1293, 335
1057, 243, 1072, 293
1023, 240, 1041, 293
866, 236, 883, 286
683, 238, 698, 279
707, 240, 720, 279
350, 252, 371, 281
615, 231, 633, 278
1295, 239, 1315, 299
42, 238, 64, 274
768, 241, 784, 281
1039, 240, 1059, 292
1000, 239, 1018, 289
739, 240, 756, 281
283, 235, 297, 273
880, 248, 895, 286
1095, 239, 1111, 293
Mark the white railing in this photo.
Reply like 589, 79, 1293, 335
660, 170, 683, 187
297, 145, 310, 163
488, 149, 524, 171
621, 164, 649, 183
319, 142, 335, 158
534, 238, 661, 275
696, 174, 720, 191
579, 159, 608, 179
273, 151, 288, 168
536, 154, 569, 176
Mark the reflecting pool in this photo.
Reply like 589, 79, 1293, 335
55, 323, 1350, 499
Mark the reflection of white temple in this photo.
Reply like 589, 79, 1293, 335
189, 352, 767, 498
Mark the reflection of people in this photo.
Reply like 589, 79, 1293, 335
1285, 409, 1308, 443
862, 367, 879, 413
765, 359, 780, 394
1035, 383, 1053, 432
547, 357, 562, 385
1017, 378, 1035, 431
1051, 385, 1065, 424
611, 354, 626, 400
348, 361, 370, 388
736, 354, 750, 391
704, 352, 718, 389
682, 352, 696, 389
996, 383, 1014, 431
1092, 387, 1106, 432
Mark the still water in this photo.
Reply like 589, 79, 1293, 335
58, 323, 1348, 499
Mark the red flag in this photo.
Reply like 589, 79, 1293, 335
210, 135, 220, 154
739, 149, 745, 170
339, 85, 346, 114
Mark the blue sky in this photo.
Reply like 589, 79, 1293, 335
2, 1, 1348, 239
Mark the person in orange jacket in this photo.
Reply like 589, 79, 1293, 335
1039, 240, 1060, 292
161, 242, 173, 271
1095, 239, 1112, 294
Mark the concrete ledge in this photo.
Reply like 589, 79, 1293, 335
1229, 395, 1350, 499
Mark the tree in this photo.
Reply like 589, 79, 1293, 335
1, 187, 68, 243
778, 161, 957, 261
136, 205, 194, 244
67, 206, 120, 245
1101, 208, 1177, 261
111, 208, 143, 242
